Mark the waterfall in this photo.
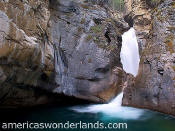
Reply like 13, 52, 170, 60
120, 27, 140, 77
71, 93, 144, 120
70, 28, 143, 120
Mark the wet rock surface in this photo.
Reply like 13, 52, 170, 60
48, 0, 128, 102
0, 0, 128, 107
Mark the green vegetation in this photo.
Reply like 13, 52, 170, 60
110, 0, 124, 11
172, 2, 175, 8
167, 26, 175, 33
154, 7, 167, 22
172, 66, 175, 72
151, 0, 162, 4
80, 18, 86, 24
86, 35, 93, 41
90, 25, 103, 34
151, 0, 161, 4
93, 37, 100, 43
77, 27, 83, 32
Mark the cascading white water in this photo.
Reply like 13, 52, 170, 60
71, 93, 144, 120
70, 28, 143, 120
120, 27, 140, 77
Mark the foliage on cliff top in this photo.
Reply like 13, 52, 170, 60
110, 0, 124, 11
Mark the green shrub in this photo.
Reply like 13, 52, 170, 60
110, 0, 124, 11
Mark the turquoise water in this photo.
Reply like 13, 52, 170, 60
0, 105, 175, 131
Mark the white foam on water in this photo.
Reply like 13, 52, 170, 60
70, 93, 144, 120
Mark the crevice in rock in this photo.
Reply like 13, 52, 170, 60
87, 78, 101, 82
75, 76, 101, 82
93, 18, 103, 25
117, 36, 122, 43
158, 69, 164, 76
124, 13, 134, 27
95, 65, 110, 73
104, 30, 111, 43
40, 73, 49, 82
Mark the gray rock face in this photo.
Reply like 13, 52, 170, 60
49, 0, 128, 102
123, 0, 175, 116
0, 0, 128, 107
